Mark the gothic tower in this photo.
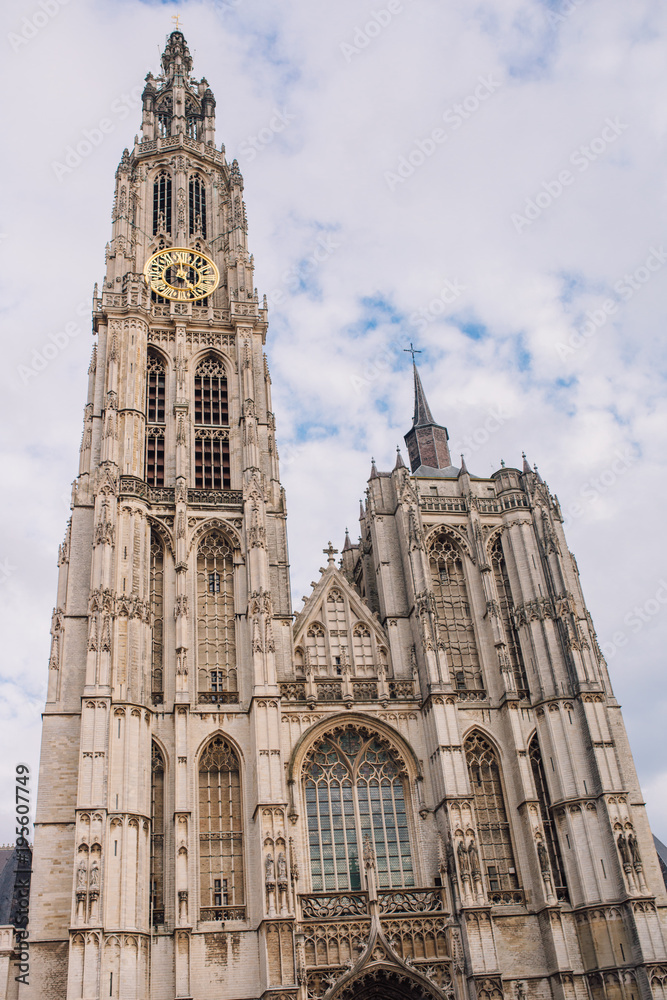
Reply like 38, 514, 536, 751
26, 28, 667, 1000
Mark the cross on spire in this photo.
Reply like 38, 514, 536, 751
323, 541, 338, 565
171, 13, 182, 30
404, 343, 422, 364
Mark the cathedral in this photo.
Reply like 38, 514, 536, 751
21, 28, 667, 1000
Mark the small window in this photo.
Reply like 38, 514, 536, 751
210, 671, 224, 692
213, 877, 228, 906
455, 670, 466, 690
209, 572, 220, 593
487, 865, 500, 892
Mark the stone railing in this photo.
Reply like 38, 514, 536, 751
419, 497, 468, 513
456, 689, 488, 702
352, 681, 378, 701
200, 905, 246, 922
300, 892, 368, 920
316, 681, 343, 702
279, 683, 307, 702
488, 888, 525, 905
198, 692, 239, 705
388, 680, 415, 700
187, 489, 243, 508
378, 888, 445, 914
299, 887, 446, 920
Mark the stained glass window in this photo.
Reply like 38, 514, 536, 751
430, 534, 483, 691
304, 727, 414, 891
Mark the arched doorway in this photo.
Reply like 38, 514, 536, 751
330, 966, 444, 1000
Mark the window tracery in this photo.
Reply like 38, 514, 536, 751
149, 533, 164, 701
146, 353, 166, 487
305, 624, 327, 671
155, 95, 172, 138
194, 356, 229, 489
352, 624, 374, 675
529, 734, 568, 901
185, 96, 202, 140
491, 538, 530, 697
304, 726, 415, 892
464, 731, 519, 894
429, 534, 483, 690
150, 743, 165, 925
198, 735, 244, 916
196, 532, 236, 694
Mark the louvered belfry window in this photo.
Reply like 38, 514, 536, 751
464, 731, 520, 895
194, 356, 229, 489
429, 533, 483, 691
189, 174, 207, 237
146, 353, 166, 487
199, 736, 244, 916
152, 170, 172, 234
304, 726, 414, 892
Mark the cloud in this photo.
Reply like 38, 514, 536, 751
0, 0, 666, 845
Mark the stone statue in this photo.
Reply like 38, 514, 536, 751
628, 832, 642, 866
77, 861, 87, 889
277, 852, 287, 881
537, 840, 550, 874
468, 839, 480, 876
617, 833, 631, 866
457, 840, 470, 875
89, 862, 99, 889
265, 853, 275, 883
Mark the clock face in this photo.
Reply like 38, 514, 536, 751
144, 247, 220, 302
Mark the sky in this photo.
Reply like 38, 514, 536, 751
0, 0, 666, 846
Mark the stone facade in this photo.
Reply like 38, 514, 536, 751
23, 29, 667, 1000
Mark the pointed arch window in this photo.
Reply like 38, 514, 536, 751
150, 743, 165, 925
189, 174, 207, 237
156, 95, 172, 138
326, 590, 346, 664
197, 532, 237, 700
146, 353, 166, 487
305, 623, 327, 671
185, 96, 202, 141
153, 170, 172, 235
304, 726, 415, 892
352, 624, 374, 674
491, 538, 530, 697
149, 533, 164, 704
194, 356, 227, 424
464, 732, 520, 897
529, 734, 569, 901
199, 736, 244, 919
429, 534, 483, 691
194, 356, 229, 489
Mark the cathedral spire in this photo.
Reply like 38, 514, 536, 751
403, 358, 452, 473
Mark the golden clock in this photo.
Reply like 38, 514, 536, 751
144, 247, 220, 302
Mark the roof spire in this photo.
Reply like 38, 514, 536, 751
402, 349, 451, 473
343, 528, 352, 551
369, 458, 378, 480
394, 446, 406, 471
522, 452, 531, 474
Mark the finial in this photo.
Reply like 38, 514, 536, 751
359, 499, 365, 517
323, 542, 338, 566
500, 459, 505, 468
343, 529, 352, 552
171, 13, 182, 31
522, 452, 531, 474
370, 458, 378, 480
534, 463, 543, 483
394, 446, 406, 471
459, 454, 469, 475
